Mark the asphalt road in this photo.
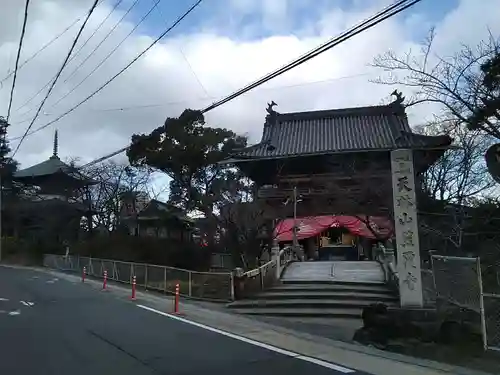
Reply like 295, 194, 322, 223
0, 266, 366, 375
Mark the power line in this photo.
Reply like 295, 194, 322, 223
81, 146, 129, 167
13, 0, 115, 116
202, 0, 420, 113
12, 0, 205, 143
12, 0, 101, 157
79, 0, 421, 167
10, 71, 368, 118
6, 0, 30, 122
155, 5, 210, 97
177, 46, 211, 98
47, 0, 162, 112
16, 0, 143, 119
9, 71, 372, 128
60, 0, 140, 86
62, 0, 125, 83
0, 16, 81, 91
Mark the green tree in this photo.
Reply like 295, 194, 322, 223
127, 109, 248, 218
468, 53, 500, 133
0, 116, 18, 193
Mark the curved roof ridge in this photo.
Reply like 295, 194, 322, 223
277, 103, 404, 121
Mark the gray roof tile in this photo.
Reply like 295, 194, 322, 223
233, 103, 451, 159
15, 156, 73, 178
15, 156, 94, 184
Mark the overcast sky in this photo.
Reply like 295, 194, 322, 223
1, 0, 499, 175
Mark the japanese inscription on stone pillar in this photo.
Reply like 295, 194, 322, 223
391, 149, 423, 307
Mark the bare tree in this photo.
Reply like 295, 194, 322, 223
414, 119, 496, 205
77, 161, 155, 232
415, 120, 496, 251
218, 201, 270, 269
372, 28, 500, 139
372, 29, 500, 251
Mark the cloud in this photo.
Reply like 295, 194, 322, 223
0, 0, 498, 174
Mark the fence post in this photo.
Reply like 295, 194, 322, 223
131, 276, 137, 301
103, 270, 108, 290
275, 250, 281, 280
477, 257, 488, 351
430, 253, 438, 293
145, 265, 148, 290
188, 271, 192, 297
230, 272, 235, 301
164, 266, 167, 294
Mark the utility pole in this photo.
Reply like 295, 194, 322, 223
282, 186, 302, 258
292, 186, 298, 250
0, 173, 2, 263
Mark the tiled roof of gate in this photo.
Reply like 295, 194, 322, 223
230, 103, 452, 160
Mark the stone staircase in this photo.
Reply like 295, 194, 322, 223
281, 261, 387, 283
227, 261, 399, 318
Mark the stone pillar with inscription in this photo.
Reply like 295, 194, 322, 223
391, 149, 423, 307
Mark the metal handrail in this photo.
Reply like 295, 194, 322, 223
240, 245, 295, 290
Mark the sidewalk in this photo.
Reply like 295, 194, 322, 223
38, 266, 494, 375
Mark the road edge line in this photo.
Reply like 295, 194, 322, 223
136, 304, 355, 373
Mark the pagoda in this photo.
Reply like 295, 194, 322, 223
12, 130, 96, 245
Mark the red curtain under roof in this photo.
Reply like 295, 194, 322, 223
274, 215, 393, 242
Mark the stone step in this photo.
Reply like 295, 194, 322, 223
228, 298, 399, 309
284, 261, 381, 271
281, 277, 387, 285
271, 283, 393, 294
230, 307, 363, 318
255, 291, 398, 301
281, 279, 386, 287
282, 261, 385, 284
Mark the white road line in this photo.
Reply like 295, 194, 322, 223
20, 301, 29, 306
0, 298, 8, 302
136, 304, 354, 373
8, 310, 20, 316
27, 302, 35, 306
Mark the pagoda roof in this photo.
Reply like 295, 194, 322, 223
226, 99, 452, 162
14, 155, 94, 184
16, 155, 74, 178
14, 130, 95, 185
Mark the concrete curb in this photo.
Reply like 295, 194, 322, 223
22, 266, 496, 375
0, 264, 40, 271
266, 324, 493, 375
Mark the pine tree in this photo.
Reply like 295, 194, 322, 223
0, 116, 18, 192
